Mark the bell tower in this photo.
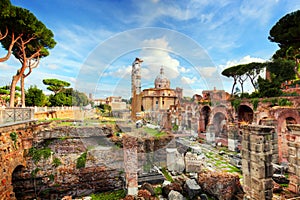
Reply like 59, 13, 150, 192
131, 58, 143, 120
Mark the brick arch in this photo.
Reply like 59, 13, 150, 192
238, 104, 254, 124
199, 105, 211, 132
209, 105, 228, 125
274, 108, 300, 163
239, 102, 253, 110
11, 164, 26, 199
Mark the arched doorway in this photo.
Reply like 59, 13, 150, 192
213, 112, 227, 136
12, 165, 26, 199
199, 106, 211, 132
238, 105, 254, 124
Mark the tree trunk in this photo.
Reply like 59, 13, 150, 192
21, 75, 25, 107
9, 75, 19, 107
231, 80, 237, 95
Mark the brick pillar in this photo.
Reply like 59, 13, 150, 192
241, 125, 274, 200
123, 135, 138, 196
286, 124, 300, 194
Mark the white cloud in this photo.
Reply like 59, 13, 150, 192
102, 65, 132, 78
179, 66, 190, 73
197, 67, 217, 77
181, 76, 197, 84
140, 37, 180, 80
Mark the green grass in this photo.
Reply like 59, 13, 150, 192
143, 127, 167, 138
154, 186, 162, 197
90, 190, 126, 200
225, 165, 242, 173
161, 167, 174, 182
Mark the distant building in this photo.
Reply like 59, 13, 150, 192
93, 96, 126, 111
131, 58, 182, 119
142, 67, 181, 111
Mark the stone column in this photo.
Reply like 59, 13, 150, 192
241, 125, 274, 200
259, 118, 279, 164
286, 124, 300, 194
123, 135, 138, 196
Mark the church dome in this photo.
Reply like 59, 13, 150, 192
155, 67, 170, 89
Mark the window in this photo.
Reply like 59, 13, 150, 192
162, 101, 165, 105
156, 101, 158, 104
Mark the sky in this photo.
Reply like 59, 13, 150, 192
1, 0, 300, 99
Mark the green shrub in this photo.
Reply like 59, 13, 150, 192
231, 99, 241, 111
52, 157, 62, 167
278, 98, 293, 106
10, 132, 18, 148
28, 147, 52, 163
250, 98, 259, 111
76, 152, 87, 169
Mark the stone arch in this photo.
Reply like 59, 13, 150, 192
257, 112, 269, 125
210, 105, 228, 125
212, 112, 227, 136
199, 106, 211, 132
238, 105, 254, 124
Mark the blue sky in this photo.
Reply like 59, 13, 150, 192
1, 0, 300, 99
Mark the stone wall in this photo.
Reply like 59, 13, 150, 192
0, 121, 35, 200
34, 110, 85, 120
286, 124, 300, 194
12, 130, 124, 199
241, 125, 274, 200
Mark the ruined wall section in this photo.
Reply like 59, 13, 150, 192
286, 124, 300, 194
0, 121, 35, 200
241, 125, 274, 200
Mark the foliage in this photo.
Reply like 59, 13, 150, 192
96, 103, 112, 117
172, 124, 179, 131
48, 174, 54, 181
266, 59, 296, 82
222, 62, 264, 95
25, 85, 48, 106
10, 131, 18, 148
231, 99, 241, 111
76, 151, 87, 169
269, 10, 300, 59
49, 88, 89, 107
154, 187, 162, 197
43, 79, 70, 94
250, 98, 259, 111
52, 157, 62, 167
28, 147, 52, 163
269, 10, 300, 79
161, 167, 174, 182
90, 190, 126, 200
0, 1, 56, 107
257, 77, 282, 97
31, 167, 40, 178
278, 98, 293, 106
49, 92, 72, 106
